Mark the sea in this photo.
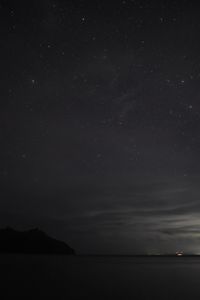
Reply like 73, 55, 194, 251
1, 254, 200, 299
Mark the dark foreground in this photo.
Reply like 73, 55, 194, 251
1, 255, 200, 299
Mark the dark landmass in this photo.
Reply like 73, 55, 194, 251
0, 227, 75, 255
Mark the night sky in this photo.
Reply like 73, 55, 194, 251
1, 0, 200, 254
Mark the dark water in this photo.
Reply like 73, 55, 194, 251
1, 255, 200, 299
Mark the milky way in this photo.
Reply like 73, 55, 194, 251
1, 0, 200, 254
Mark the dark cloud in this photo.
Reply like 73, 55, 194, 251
1, 175, 200, 253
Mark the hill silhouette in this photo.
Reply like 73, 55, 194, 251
0, 227, 75, 255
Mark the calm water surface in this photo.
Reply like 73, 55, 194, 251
1, 255, 200, 299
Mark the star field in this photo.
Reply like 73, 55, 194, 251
1, 0, 200, 254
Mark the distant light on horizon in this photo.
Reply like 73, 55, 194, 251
176, 251, 184, 256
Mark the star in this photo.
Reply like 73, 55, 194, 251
165, 79, 171, 84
